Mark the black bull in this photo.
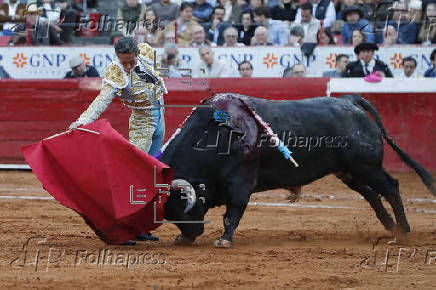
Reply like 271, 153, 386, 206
161, 93, 436, 247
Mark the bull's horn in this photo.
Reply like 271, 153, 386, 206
171, 179, 197, 214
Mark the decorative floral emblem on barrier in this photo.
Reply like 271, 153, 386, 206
325, 53, 337, 69
13, 53, 27, 68
263, 53, 278, 69
390, 53, 403, 69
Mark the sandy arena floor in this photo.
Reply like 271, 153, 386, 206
0, 170, 435, 289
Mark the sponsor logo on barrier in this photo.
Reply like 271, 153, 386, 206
390, 53, 403, 69
79, 53, 91, 66
13, 53, 27, 68
326, 53, 337, 69
263, 53, 278, 69
1, 47, 435, 78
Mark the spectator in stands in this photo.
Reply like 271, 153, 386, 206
140, 9, 164, 45
37, 0, 64, 43
238, 60, 253, 77
236, 11, 257, 45
205, 6, 230, 45
117, 0, 146, 35
192, 0, 214, 23
291, 3, 320, 43
13, 5, 62, 45
252, 25, 272, 45
343, 42, 393, 78
242, 0, 265, 13
64, 55, 100, 79
398, 56, 419, 78
322, 54, 349, 77
163, 29, 176, 45
289, 25, 304, 46
0, 65, 11, 79
422, 0, 435, 14
191, 24, 216, 46
361, 0, 391, 28
40, 0, 61, 22
418, 3, 436, 44
295, 0, 336, 28
336, 0, 360, 20
167, 2, 198, 46
389, 1, 417, 44
220, 0, 242, 23
271, 0, 296, 22
57, 0, 79, 44
381, 25, 398, 45
341, 6, 374, 44
283, 63, 307, 77
160, 42, 183, 78
223, 26, 245, 46
266, 0, 279, 9
408, 0, 422, 25
253, 6, 288, 45
424, 48, 436, 77
351, 29, 366, 46
149, 0, 179, 22
0, 0, 26, 36
319, 27, 335, 44
194, 45, 229, 77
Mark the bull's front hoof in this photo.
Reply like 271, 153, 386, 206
286, 186, 302, 203
173, 234, 195, 245
214, 238, 232, 248
391, 225, 410, 239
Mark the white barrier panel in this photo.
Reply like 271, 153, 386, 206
0, 45, 434, 79
327, 78, 436, 96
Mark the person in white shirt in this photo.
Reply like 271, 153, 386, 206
294, 0, 336, 28
290, 3, 320, 43
194, 45, 229, 77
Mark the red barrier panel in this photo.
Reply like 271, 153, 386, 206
0, 78, 434, 172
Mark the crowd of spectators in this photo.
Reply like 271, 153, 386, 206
1, 0, 435, 46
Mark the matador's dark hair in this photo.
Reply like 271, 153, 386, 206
114, 37, 139, 55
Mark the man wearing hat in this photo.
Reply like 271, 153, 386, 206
342, 42, 393, 77
12, 3, 61, 45
341, 5, 374, 44
64, 55, 100, 78
69, 38, 167, 244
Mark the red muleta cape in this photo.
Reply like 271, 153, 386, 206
22, 119, 173, 244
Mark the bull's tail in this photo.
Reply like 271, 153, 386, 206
342, 94, 436, 196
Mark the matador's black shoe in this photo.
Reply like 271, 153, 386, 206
134, 232, 159, 241
120, 240, 137, 246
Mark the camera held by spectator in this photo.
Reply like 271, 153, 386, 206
160, 43, 183, 78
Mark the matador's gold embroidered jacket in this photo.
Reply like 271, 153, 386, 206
75, 43, 167, 152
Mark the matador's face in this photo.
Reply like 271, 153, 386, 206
117, 52, 138, 73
